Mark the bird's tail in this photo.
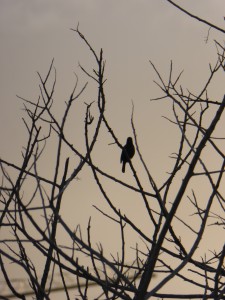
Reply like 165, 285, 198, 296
122, 162, 126, 173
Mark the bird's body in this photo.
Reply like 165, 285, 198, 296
120, 137, 135, 173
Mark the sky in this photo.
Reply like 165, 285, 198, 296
1, 0, 225, 299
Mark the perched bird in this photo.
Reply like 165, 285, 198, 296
120, 137, 135, 173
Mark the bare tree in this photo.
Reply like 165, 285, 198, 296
1, 2, 225, 300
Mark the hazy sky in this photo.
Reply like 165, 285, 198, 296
1, 1, 225, 298
1, 0, 225, 160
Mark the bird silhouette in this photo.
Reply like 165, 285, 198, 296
120, 137, 135, 173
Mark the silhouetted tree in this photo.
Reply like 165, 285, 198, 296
1, 2, 225, 299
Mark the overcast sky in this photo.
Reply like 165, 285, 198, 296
1, 0, 225, 159
1, 1, 225, 299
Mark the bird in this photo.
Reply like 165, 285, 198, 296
120, 137, 135, 173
